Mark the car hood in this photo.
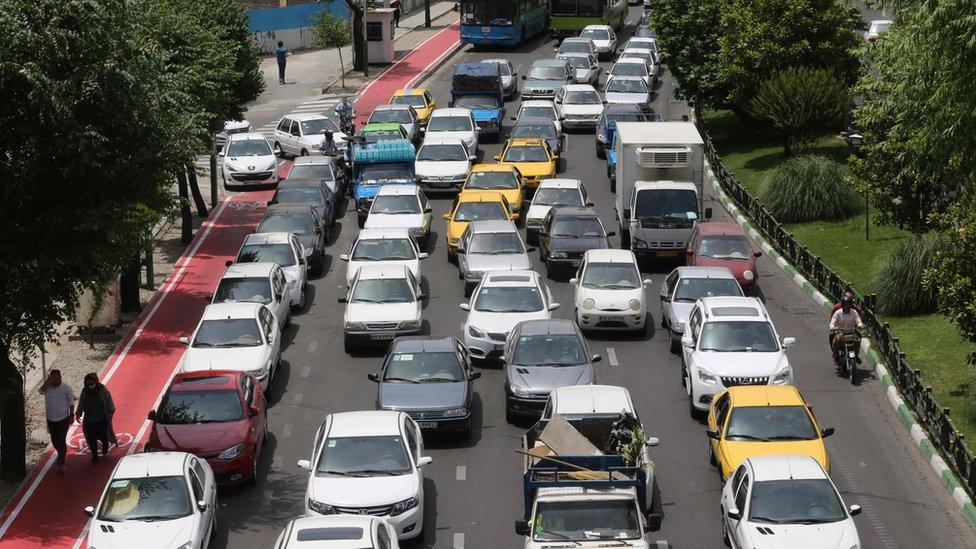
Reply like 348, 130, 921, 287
471, 108, 501, 121
295, 233, 318, 250
694, 256, 755, 280
415, 160, 470, 177
469, 309, 550, 335
379, 381, 468, 409
695, 351, 789, 377
562, 104, 604, 116
720, 439, 828, 479
346, 301, 418, 322
225, 155, 276, 173
670, 300, 696, 325
523, 79, 563, 91
508, 364, 592, 394
364, 213, 425, 230
310, 473, 418, 507
572, 69, 593, 80
151, 420, 249, 455
745, 520, 858, 549
346, 259, 420, 286
182, 346, 264, 373
526, 204, 553, 221
579, 286, 642, 310
505, 161, 554, 178
89, 516, 195, 549
605, 92, 649, 104
466, 252, 531, 273
550, 235, 609, 252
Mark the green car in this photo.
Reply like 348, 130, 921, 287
358, 122, 408, 145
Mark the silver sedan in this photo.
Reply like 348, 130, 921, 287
558, 53, 601, 87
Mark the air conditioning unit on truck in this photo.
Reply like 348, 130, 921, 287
613, 122, 711, 262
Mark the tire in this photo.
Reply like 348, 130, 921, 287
344, 336, 355, 354
357, 214, 366, 229
621, 229, 631, 249
661, 313, 668, 329
689, 387, 706, 421
669, 331, 680, 354
721, 513, 731, 547
273, 142, 284, 158
505, 407, 516, 425
300, 149, 309, 157
545, 261, 555, 279
596, 143, 605, 159
708, 442, 717, 467
245, 446, 259, 488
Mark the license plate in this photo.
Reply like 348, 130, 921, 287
602, 315, 625, 322
417, 421, 438, 428
655, 251, 679, 257
482, 27, 491, 33
371, 332, 396, 340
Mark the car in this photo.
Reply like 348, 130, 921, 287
579, 24, 618, 60
145, 370, 268, 487
85, 452, 216, 549
369, 337, 480, 436
541, 384, 637, 421
341, 227, 427, 287
557, 53, 601, 86
503, 319, 599, 422
707, 386, 834, 482
422, 107, 478, 157
257, 203, 328, 275
482, 58, 518, 99
687, 222, 762, 296
524, 178, 590, 245
681, 297, 796, 420
520, 58, 573, 100
660, 266, 744, 353
864, 19, 892, 42
414, 136, 475, 192
178, 302, 282, 392
443, 190, 515, 259
284, 155, 344, 197
359, 122, 410, 145
211, 262, 291, 330
275, 516, 400, 548
554, 84, 604, 130
269, 177, 337, 230
554, 37, 595, 58
607, 58, 653, 87
721, 456, 861, 549
462, 270, 558, 361
514, 100, 563, 135
462, 164, 525, 219
493, 137, 558, 189
340, 264, 423, 352
619, 48, 658, 80
595, 103, 647, 158
510, 116, 564, 156
571, 249, 651, 332
603, 77, 652, 114
214, 119, 251, 151
538, 206, 614, 279
232, 232, 310, 310
297, 411, 433, 540
367, 104, 421, 143
363, 184, 432, 247
621, 36, 659, 57
273, 112, 347, 158
389, 87, 437, 125
220, 132, 280, 191
457, 220, 533, 295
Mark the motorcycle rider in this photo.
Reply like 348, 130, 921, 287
829, 294, 864, 364
334, 97, 356, 135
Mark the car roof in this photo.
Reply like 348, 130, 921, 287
552, 206, 598, 217
361, 122, 402, 132
747, 455, 828, 482
675, 266, 737, 279
553, 385, 633, 415
482, 269, 539, 286
282, 515, 379, 545
372, 104, 413, 112
613, 58, 648, 65
431, 107, 472, 117
696, 222, 749, 236
222, 262, 276, 279
278, 178, 328, 189
328, 411, 403, 437
538, 178, 582, 189
470, 163, 518, 173
355, 264, 410, 280
243, 232, 294, 246
266, 203, 313, 214
390, 336, 457, 354
468, 219, 518, 234
171, 370, 243, 392
286, 112, 330, 121
201, 302, 262, 320
227, 132, 269, 143
393, 88, 427, 96
582, 24, 613, 30
518, 318, 578, 335
633, 180, 698, 192
458, 190, 505, 202
699, 296, 767, 320
292, 155, 332, 166
562, 84, 598, 91
725, 385, 804, 407
562, 37, 592, 43
420, 136, 466, 146
374, 184, 419, 196
356, 227, 412, 240
531, 58, 570, 67
507, 137, 545, 147
519, 100, 556, 109
113, 452, 187, 479
583, 248, 635, 263
481, 58, 511, 65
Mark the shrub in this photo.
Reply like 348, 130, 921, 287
759, 156, 861, 222
874, 232, 943, 316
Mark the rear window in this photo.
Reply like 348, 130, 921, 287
296, 527, 365, 542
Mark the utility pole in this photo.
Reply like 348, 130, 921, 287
425, 0, 431, 27
362, 0, 369, 78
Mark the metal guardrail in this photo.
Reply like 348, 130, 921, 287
696, 121, 976, 498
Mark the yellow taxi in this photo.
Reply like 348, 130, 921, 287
462, 165, 525, 220
389, 88, 436, 125
442, 190, 514, 259
706, 385, 832, 481
492, 138, 558, 189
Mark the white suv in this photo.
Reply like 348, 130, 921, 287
681, 297, 795, 419
341, 264, 423, 352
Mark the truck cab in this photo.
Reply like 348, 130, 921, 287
352, 139, 416, 227
451, 63, 505, 141
623, 180, 709, 260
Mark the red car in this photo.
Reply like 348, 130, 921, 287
145, 370, 267, 486
686, 222, 762, 295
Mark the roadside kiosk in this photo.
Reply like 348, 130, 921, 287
365, 8, 396, 64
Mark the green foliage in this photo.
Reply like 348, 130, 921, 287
647, 0, 727, 109
748, 67, 849, 157
313, 10, 353, 86
873, 232, 942, 317
925, 209, 976, 364
759, 156, 860, 222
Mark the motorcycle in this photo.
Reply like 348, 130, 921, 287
833, 328, 862, 384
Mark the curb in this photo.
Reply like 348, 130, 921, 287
704, 161, 976, 529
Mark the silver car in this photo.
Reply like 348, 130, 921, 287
659, 266, 743, 353
603, 77, 651, 113
558, 53, 601, 86
457, 220, 532, 296
482, 58, 518, 99
521, 59, 573, 100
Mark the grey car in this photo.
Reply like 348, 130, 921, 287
521, 59, 573, 100
367, 104, 421, 144
457, 220, 533, 296
659, 266, 743, 353
503, 319, 600, 423
482, 58, 518, 99
288, 155, 345, 197
558, 53, 601, 86
511, 117, 565, 156
369, 336, 481, 436
603, 77, 652, 113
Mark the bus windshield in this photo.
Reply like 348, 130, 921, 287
552, 0, 604, 17
460, 0, 517, 26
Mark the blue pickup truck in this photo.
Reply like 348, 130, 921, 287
451, 63, 505, 142
353, 139, 416, 227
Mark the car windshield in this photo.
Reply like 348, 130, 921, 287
300, 118, 339, 135
97, 476, 191, 522
275, 187, 325, 207
466, 170, 518, 190
611, 63, 647, 77
520, 106, 556, 120
503, 146, 549, 162
192, 318, 263, 348
460, 0, 515, 25
475, 286, 543, 313
369, 110, 413, 124
580, 28, 610, 40
237, 243, 295, 267
351, 278, 414, 303
454, 202, 507, 221
384, 351, 465, 382
371, 195, 421, 214
316, 436, 412, 476
351, 238, 417, 261
512, 123, 557, 140
749, 480, 847, 524
725, 406, 819, 441
513, 334, 586, 366
428, 116, 473, 132
418, 144, 468, 161
258, 212, 314, 235
558, 42, 590, 55
699, 321, 778, 352
673, 277, 743, 301
288, 164, 334, 181
532, 500, 641, 542
606, 79, 648, 94
469, 232, 524, 254
582, 263, 640, 289
563, 56, 593, 70
227, 139, 271, 157
565, 90, 601, 104
551, 217, 604, 237
528, 67, 566, 81
158, 390, 244, 424
214, 278, 272, 304
634, 189, 698, 220
534, 188, 583, 206
358, 164, 413, 182
391, 95, 426, 108
700, 235, 753, 259
361, 129, 402, 143
454, 96, 500, 110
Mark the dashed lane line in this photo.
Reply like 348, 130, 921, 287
307, 341, 318, 352
301, 365, 311, 378
282, 424, 293, 438
292, 393, 304, 405
607, 347, 619, 366
456, 466, 466, 481
453, 533, 465, 549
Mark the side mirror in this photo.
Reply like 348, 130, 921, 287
493, 155, 501, 161
179, 336, 189, 345
297, 459, 311, 471
754, 251, 763, 258
705, 429, 720, 440
606, 231, 617, 237
303, 247, 313, 258
217, 151, 225, 158
424, 207, 432, 213
548, 303, 560, 311
704, 207, 713, 220
782, 337, 796, 349
521, 75, 527, 80
339, 254, 349, 261
821, 427, 835, 438
419, 252, 429, 259
442, 213, 451, 221
569, 278, 578, 285
849, 504, 862, 517
469, 371, 482, 380
510, 116, 518, 121
605, 70, 610, 75
726, 508, 741, 521
205, 293, 214, 302
586, 202, 594, 207
469, 155, 477, 161
147, 410, 157, 421
367, 373, 380, 382
250, 405, 260, 417
644, 436, 660, 447
459, 303, 470, 311
681, 334, 694, 348
591, 354, 602, 363
643, 278, 653, 286
623, 208, 631, 220
197, 500, 208, 512
417, 456, 433, 467
266, 200, 273, 206
84, 506, 95, 518
660, 291, 669, 302
515, 520, 530, 536
526, 247, 536, 253
225, 260, 234, 267
337, 297, 348, 303
645, 512, 663, 532
419, 127, 426, 133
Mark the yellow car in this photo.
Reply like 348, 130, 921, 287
493, 138, 558, 189
462, 165, 525, 219
706, 386, 832, 481
389, 88, 436, 125
442, 190, 514, 258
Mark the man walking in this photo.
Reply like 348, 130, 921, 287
275, 41, 289, 84
39, 369, 74, 474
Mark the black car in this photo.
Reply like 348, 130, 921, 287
256, 203, 327, 274
268, 178, 336, 229
538, 206, 615, 279
287, 155, 346, 197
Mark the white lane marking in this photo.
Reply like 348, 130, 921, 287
301, 365, 311, 378
282, 424, 294, 438
453, 533, 465, 549
262, 489, 275, 510
272, 455, 283, 470
357, 24, 458, 100
607, 347, 618, 366
307, 341, 318, 352
456, 465, 466, 480
293, 393, 304, 405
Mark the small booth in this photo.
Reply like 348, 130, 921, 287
364, 8, 396, 64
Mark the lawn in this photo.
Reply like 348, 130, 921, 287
702, 109, 976, 437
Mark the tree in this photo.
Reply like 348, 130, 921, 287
313, 11, 353, 88
330, 1, 366, 72
748, 67, 849, 157
647, 0, 727, 109
925, 209, 976, 365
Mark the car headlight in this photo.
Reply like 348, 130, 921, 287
246, 367, 268, 380
772, 367, 791, 384
468, 325, 486, 338
345, 321, 365, 330
390, 496, 418, 516
264, 161, 277, 172
672, 320, 685, 333
742, 270, 755, 282
629, 299, 641, 311
697, 367, 717, 385
510, 384, 533, 398
308, 498, 336, 515
225, 165, 238, 173
550, 250, 567, 259
399, 319, 421, 330
217, 443, 246, 460
582, 298, 595, 310
597, 133, 607, 143
443, 406, 468, 417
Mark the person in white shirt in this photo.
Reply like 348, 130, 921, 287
829, 295, 864, 361
38, 369, 74, 474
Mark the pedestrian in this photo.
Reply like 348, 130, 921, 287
38, 369, 74, 475
393, 4, 401, 27
75, 373, 114, 462
275, 41, 289, 84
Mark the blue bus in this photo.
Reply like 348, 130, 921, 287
460, 0, 550, 47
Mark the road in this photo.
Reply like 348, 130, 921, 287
212, 7, 975, 548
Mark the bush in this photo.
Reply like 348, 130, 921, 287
759, 156, 861, 222
874, 232, 943, 316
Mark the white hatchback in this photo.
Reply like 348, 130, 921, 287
571, 249, 651, 332
232, 232, 310, 310
273, 112, 347, 158
211, 262, 291, 330
422, 108, 478, 157
363, 184, 432, 247
220, 132, 280, 191
341, 227, 427, 287
275, 515, 400, 548
341, 264, 424, 352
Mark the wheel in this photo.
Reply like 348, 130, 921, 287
357, 214, 366, 229
505, 407, 516, 424
661, 313, 668, 329
610, 176, 616, 193
721, 513, 731, 547
689, 393, 706, 421
709, 442, 717, 467
849, 354, 857, 385
273, 142, 284, 158
621, 229, 630, 249
596, 143, 605, 159
545, 261, 555, 279
344, 336, 354, 354
297, 284, 307, 310
669, 330, 680, 354
526, 231, 538, 246
300, 148, 309, 156
245, 446, 259, 487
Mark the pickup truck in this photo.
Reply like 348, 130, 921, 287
451, 63, 505, 141
352, 138, 416, 227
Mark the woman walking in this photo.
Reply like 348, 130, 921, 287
75, 373, 116, 462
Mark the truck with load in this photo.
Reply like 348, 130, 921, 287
612, 122, 710, 261
450, 63, 504, 141
352, 138, 416, 227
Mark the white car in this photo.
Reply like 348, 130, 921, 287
179, 303, 282, 391
367, 104, 421, 143
363, 184, 432, 247
414, 137, 475, 191
603, 77, 652, 112
232, 232, 309, 310
554, 84, 604, 130
461, 270, 558, 361
422, 108, 478, 157
85, 452, 216, 549
721, 455, 862, 549
660, 266, 743, 353
622, 37, 659, 57
482, 58, 518, 99
555, 37, 596, 58
579, 24, 618, 60
298, 411, 432, 540
571, 249, 651, 332
341, 227, 427, 287
457, 220, 533, 296
275, 515, 400, 548
557, 53, 601, 86
619, 48, 658, 79
220, 132, 280, 191
341, 264, 423, 352
273, 112, 347, 158
214, 119, 251, 150
864, 19, 892, 42
211, 262, 291, 330
607, 58, 653, 87
524, 178, 589, 244
515, 100, 562, 135
681, 297, 796, 419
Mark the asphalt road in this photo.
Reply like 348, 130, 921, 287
214, 7, 976, 548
